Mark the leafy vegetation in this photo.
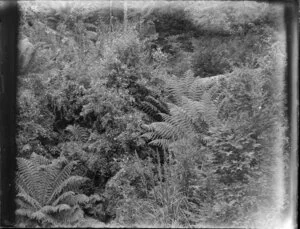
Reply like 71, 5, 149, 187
16, 1, 288, 228
16, 153, 89, 227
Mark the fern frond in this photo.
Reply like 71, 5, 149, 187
159, 113, 173, 123
181, 96, 206, 118
15, 208, 35, 223
17, 158, 72, 206
183, 69, 195, 79
165, 73, 194, 101
15, 208, 35, 218
139, 101, 160, 116
149, 139, 171, 149
145, 95, 169, 114
141, 131, 161, 141
169, 106, 195, 133
188, 77, 206, 101
16, 184, 28, 197
200, 92, 220, 126
181, 70, 195, 94
52, 192, 89, 206
66, 124, 90, 142
45, 161, 77, 204
29, 153, 51, 166
159, 113, 187, 137
16, 198, 35, 211
16, 158, 41, 202
72, 194, 89, 205
16, 192, 42, 210
37, 166, 61, 205
51, 156, 69, 169
41, 204, 71, 214
145, 122, 180, 140
52, 191, 75, 206
60, 205, 84, 225
16, 153, 89, 226
142, 70, 222, 153
31, 211, 56, 225
165, 78, 184, 104
47, 176, 88, 205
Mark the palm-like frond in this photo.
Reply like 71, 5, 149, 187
200, 92, 220, 126
30, 211, 56, 225
51, 192, 89, 207
29, 152, 51, 165
169, 105, 197, 133
16, 198, 35, 212
65, 124, 90, 142
144, 122, 181, 140
71, 194, 89, 205
40, 204, 71, 214
139, 101, 161, 117
137, 95, 169, 121
142, 71, 221, 152
145, 95, 169, 114
52, 191, 75, 206
16, 158, 42, 202
149, 139, 172, 149
45, 161, 77, 205
16, 192, 42, 211
16, 153, 89, 226
47, 176, 88, 205
16, 208, 35, 218
188, 77, 207, 101
16, 208, 56, 226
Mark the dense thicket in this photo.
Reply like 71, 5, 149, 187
16, 2, 288, 228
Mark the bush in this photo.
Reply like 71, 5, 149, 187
191, 29, 274, 78
15, 153, 89, 227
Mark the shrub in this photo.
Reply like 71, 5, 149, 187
15, 153, 89, 227
191, 31, 273, 78
202, 65, 287, 225
104, 152, 192, 226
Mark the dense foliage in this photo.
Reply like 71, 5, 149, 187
16, 153, 89, 227
16, 2, 288, 228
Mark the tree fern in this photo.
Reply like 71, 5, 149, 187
47, 175, 88, 205
142, 72, 220, 151
16, 192, 42, 211
65, 124, 90, 142
144, 95, 169, 115
16, 153, 89, 227
139, 101, 161, 117
29, 152, 51, 165
136, 95, 169, 121
52, 191, 76, 206
41, 204, 72, 214
17, 158, 43, 203
149, 139, 172, 149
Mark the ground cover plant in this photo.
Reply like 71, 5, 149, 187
15, 1, 289, 228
